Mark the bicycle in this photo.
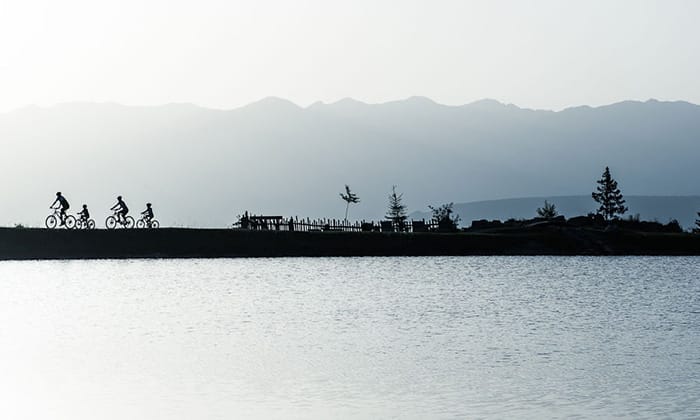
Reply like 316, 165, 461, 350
75, 213, 96, 230
46, 207, 76, 229
105, 210, 134, 229
136, 216, 160, 229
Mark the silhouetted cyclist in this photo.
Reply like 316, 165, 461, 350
78, 204, 90, 222
110, 196, 129, 224
141, 203, 154, 223
50, 192, 70, 226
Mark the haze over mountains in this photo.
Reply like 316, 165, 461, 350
1, 97, 699, 228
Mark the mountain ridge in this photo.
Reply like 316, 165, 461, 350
3, 97, 698, 116
1, 97, 699, 227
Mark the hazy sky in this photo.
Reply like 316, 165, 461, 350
1, 0, 698, 112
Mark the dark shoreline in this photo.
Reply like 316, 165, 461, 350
2, 226, 700, 260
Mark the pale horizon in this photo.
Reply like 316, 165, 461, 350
1, 0, 699, 113
2, 95, 698, 115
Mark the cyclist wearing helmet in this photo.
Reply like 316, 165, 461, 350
110, 196, 129, 223
50, 192, 70, 226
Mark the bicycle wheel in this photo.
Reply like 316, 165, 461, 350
151, 220, 160, 229
124, 216, 135, 229
45, 215, 58, 229
106, 216, 117, 229
136, 219, 145, 229
75, 219, 84, 229
87, 219, 96, 229
65, 215, 76, 229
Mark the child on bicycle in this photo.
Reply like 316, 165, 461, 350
50, 192, 70, 226
141, 203, 154, 225
78, 204, 90, 222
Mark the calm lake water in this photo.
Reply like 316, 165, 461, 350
0, 257, 698, 419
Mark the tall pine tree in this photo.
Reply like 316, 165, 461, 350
592, 166, 628, 221
386, 185, 408, 231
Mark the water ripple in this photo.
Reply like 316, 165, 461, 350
0, 256, 698, 419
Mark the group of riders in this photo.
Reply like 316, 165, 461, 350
50, 192, 155, 228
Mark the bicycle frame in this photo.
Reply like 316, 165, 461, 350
112, 210, 128, 225
50, 207, 66, 218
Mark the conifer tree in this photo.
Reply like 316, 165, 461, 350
591, 166, 628, 221
536, 200, 558, 219
339, 185, 360, 220
386, 185, 408, 231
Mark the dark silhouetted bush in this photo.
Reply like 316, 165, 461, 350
429, 203, 460, 232
536, 200, 558, 219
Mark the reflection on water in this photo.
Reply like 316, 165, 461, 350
0, 257, 699, 419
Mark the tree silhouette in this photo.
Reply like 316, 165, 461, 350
695, 212, 700, 233
592, 166, 628, 221
536, 200, 558, 219
386, 185, 407, 231
428, 202, 461, 232
339, 185, 360, 220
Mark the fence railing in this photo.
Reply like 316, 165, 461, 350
233, 216, 440, 233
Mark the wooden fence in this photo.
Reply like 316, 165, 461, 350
233, 215, 440, 233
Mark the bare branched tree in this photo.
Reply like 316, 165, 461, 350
339, 185, 360, 220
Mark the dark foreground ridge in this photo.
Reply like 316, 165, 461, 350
2, 225, 700, 260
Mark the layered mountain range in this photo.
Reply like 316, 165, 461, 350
1, 97, 698, 227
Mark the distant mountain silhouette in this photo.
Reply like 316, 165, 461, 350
1, 98, 699, 227
409, 196, 700, 230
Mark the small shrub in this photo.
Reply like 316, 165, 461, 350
536, 200, 558, 219
428, 203, 461, 232
627, 213, 641, 222
666, 219, 682, 233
